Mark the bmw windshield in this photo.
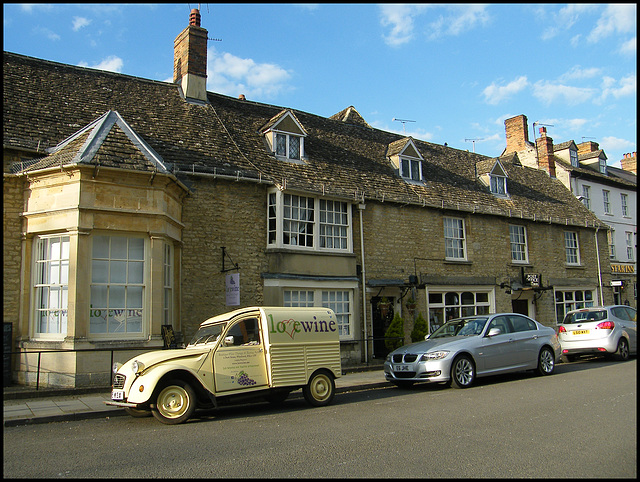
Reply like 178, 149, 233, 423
430, 317, 489, 338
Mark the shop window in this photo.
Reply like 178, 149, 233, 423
33, 235, 70, 337
427, 290, 491, 334
90, 235, 145, 336
555, 289, 595, 323
283, 288, 352, 339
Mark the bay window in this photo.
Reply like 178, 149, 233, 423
33, 235, 69, 337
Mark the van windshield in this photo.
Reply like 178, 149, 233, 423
562, 310, 606, 324
189, 323, 225, 346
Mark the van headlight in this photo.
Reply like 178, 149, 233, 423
131, 360, 145, 374
112, 362, 123, 374
420, 351, 449, 361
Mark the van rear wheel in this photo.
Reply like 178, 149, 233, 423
152, 379, 196, 425
303, 370, 335, 407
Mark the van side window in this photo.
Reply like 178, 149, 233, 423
225, 318, 261, 346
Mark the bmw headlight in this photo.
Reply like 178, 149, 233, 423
131, 360, 145, 374
112, 362, 123, 374
420, 351, 449, 361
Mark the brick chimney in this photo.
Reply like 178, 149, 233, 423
620, 152, 637, 174
173, 8, 208, 101
536, 127, 556, 177
504, 115, 530, 154
577, 141, 599, 154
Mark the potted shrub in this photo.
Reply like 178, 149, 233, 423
410, 312, 428, 342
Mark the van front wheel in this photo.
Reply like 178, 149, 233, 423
303, 370, 335, 407
152, 379, 196, 425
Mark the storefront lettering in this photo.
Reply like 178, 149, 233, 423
268, 314, 336, 339
611, 264, 635, 274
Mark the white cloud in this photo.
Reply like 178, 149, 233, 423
72, 16, 92, 32
588, 4, 637, 43
32, 26, 60, 41
532, 81, 596, 106
597, 74, 637, 103
619, 36, 637, 55
600, 136, 635, 154
427, 4, 490, 40
540, 4, 597, 41
482, 76, 529, 105
558, 65, 602, 82
378, 4, 489, 46
207, 48, 291, 99
379, 4, 429, 47
77, 55, 123, 73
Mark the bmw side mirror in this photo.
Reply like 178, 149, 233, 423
487, 327, 501, 337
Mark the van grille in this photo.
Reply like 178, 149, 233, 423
113, 374, 126, 389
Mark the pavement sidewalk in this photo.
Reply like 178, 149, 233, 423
3, 369, 388, 427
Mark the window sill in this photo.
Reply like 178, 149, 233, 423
565, 264, 585, 270
444, 259, 471, 265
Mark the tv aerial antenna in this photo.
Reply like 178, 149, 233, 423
532, 121, 554, 141
393, 118, 415, 135
465, 138, 484, 153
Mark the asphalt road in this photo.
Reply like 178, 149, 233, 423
3, 358, 636, 478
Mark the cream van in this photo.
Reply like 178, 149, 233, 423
106, 307, 342, 424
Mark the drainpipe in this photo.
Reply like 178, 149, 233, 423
595, 227, 604, 305
358, 203, 368, 362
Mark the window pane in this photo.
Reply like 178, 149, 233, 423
128, 261, 144, 284
110, 260, 127, 283
111, 237, 128, 259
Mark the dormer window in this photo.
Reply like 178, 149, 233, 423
276, 132, 301, 160
261, 110, 307, 164
569, 148, 578, 167
487, 160, 509, 197
490, 175, 507, 195
400, 156, 422, 181
387, 137, 424, 183
599, 158, 607, 174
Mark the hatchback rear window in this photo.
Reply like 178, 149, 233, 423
563, 310, 606, 324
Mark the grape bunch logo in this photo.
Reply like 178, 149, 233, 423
234, 370, 256, 386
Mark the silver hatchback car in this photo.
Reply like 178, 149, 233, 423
384, 313, 561, 389
557, 305, 637, 362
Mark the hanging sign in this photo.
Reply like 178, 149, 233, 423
226, 272, 240, 306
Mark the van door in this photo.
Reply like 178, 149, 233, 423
213, 316, 269, 392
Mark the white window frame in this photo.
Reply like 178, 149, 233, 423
274, 131, 304, 162
564, 231, 581, 266
509, 225, 528, 263
444, 217, 466, 261
602, 189, 611, 214
268, 279, 357, 341
89, 234, 148, 339
163, 243, 173, 326
570, 148, 578, 167
626, 232, 634, 261
399, 156, 422, 182
267, 189, 352, 253
554, 288, 595, 323
621, 193, 628, 217
426, 287, 494, 334
490, 175, 507, 196
599, 158, 607, 174
581, 185, 591, 210
32, 235, 70, 339
608, 229, 616, 260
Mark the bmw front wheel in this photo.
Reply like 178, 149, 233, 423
450, 355, 475, 388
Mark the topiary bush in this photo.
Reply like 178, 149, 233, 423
410, 312, 428, 342
384, 312, 405, 351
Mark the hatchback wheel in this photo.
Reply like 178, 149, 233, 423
615, 338, 629, 361
536, 347, 555, 376
450, 355, 475, 389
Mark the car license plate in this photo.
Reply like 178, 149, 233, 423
572, 330, 589, 335
394, 364, 411, 372
111, 390, 125, 401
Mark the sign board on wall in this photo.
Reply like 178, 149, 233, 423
226, 273, 240, 306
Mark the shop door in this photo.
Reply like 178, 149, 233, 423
372, 296, 395, 359
512, 299, 528, 316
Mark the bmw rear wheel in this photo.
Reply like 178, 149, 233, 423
450, 355, 475, 388
152, 379, 197, 425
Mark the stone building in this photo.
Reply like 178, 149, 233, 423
503, 114, 636, 308
3, 10, 611, 387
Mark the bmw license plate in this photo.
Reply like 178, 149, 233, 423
111, 390, 125, 401
394, 364, 411, 372
572, 330, 589, 335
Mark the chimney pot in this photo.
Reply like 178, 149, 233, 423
189, 8, 201, 27
539, 127, 546, 135
238, 94, 246, 100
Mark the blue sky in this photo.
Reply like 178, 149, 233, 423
3, 3, 637, 167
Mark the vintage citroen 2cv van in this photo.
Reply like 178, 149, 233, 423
106, 307, 342, 424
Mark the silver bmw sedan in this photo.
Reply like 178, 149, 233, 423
384, 313, 561, 389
